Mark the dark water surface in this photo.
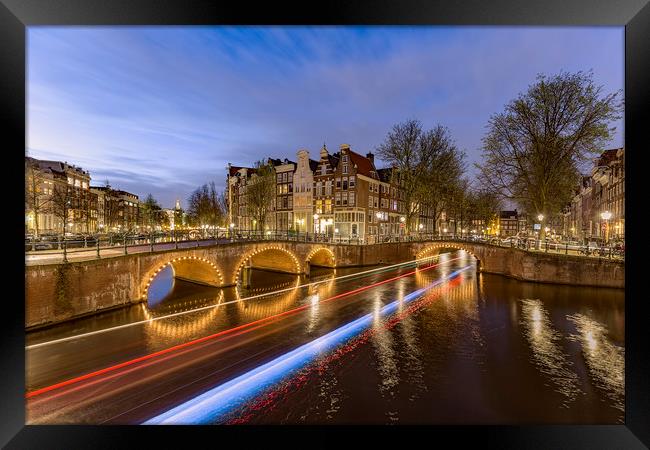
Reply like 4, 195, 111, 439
26, 250, 624, 424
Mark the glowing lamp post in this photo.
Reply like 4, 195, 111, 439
600, 211, 612, 244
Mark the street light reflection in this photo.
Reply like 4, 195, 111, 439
520, 299, 581, 406
567, 313, 624, 413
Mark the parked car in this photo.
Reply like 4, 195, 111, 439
27, 234, 59, 251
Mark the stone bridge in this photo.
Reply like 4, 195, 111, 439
25, 240, 625, 328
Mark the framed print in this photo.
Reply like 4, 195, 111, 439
2, 0, 649, 447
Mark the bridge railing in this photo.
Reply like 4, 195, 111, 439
25, 229, 624, 264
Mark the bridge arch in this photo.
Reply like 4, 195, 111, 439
141, 255, 225, 301
232, 244, 302, 285
305, 247, 336, 268
415, 242, 481, 271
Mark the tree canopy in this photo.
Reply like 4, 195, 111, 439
476, 71, 622, 238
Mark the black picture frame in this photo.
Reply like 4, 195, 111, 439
2, 0, 649, 447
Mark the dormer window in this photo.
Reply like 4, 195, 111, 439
342, 155, 348, 163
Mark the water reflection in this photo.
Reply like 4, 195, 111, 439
141, 292, 224, 341
520, 299, 582, 406
397, 311, 427, 402
567, 313, 625, 412
147, 265, 175, 307
236, 270, 302, 321
27, 252, 625, 425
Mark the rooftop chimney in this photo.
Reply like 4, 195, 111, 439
366, 152, 374, 164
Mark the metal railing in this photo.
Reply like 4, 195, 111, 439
24, 230, 624, 264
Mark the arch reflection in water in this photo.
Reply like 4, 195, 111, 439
147, 265, 175, 308
142, 291, 224, 343
236, 269, 302, 321
520, 299, 581, 405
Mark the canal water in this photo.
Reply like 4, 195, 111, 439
26, 250, 624, 424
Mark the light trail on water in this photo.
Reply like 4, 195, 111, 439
142, 264, 473, 425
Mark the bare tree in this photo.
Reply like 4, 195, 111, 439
187, 182, 226, 229
476, 71, 622, 240
49, 183, 74, 235
246, 159, 276, 232
207, 182, 225, 228
140, 193, 162, 230
418, 131, 466, 234
444, 178, 473, 235
377, 119, 465, 234
25, 158, 51, 236
466, 188, 502, 233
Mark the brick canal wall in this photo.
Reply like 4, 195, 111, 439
25, 241, 624, 329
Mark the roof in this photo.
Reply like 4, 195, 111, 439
90, 185, 139, 199
268, 158, 295, 167
596, 148, 622, 167
346, 148, 377, 179
376, 167, 395, 183
328, 152, 340, 169
309, 159, 320, 172
499, 210, 518, 219
228, 165, 244, 177
26, 156, 89, 176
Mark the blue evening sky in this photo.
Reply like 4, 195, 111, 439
27, 26, 624, 209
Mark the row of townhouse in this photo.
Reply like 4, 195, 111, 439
566, 148, 625, 242
227, 144, 451, 243
25, 156, 151, 235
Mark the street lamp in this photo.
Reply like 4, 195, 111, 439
399, 216, 405, 223
418, 223, 424, 230
537, 214, 544, 222
313, 213, 319, 220
600, 211, 612, 244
